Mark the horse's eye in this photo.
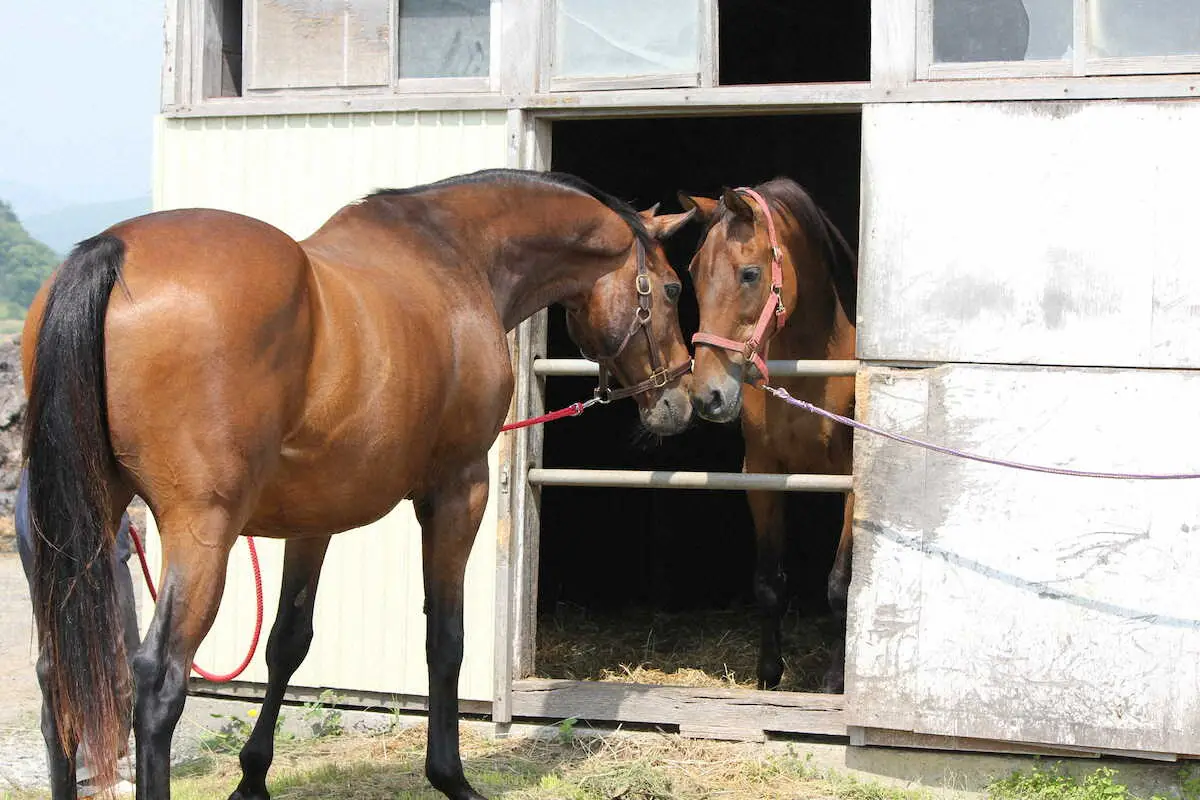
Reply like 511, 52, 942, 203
664, 283, 682, 303
739, 266, 761, 285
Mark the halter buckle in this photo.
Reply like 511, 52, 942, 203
635, 274, 652, 296
742, 338, 760, 361
772, 285, 786, 316
650, 368, 670, 389
771, 245, 782, 262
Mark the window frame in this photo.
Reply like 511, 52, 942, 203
917, 0, 1200, 80
233, 0, 504, 98
540, 0, 719, 93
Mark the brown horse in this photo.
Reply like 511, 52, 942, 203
679, 178, 857, 692
22, 168, 695, 800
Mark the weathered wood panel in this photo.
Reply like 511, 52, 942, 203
859, 101, 1200, 369
847, 363, 1200, 756
511, 679, 846, 736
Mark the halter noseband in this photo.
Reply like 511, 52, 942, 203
690, 187, 787, 384
575, 238, 693, 404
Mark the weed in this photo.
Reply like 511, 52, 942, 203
198, 709, 291, 755
557, 716, 579, 745
301, 690, 344, 738
988, 762, 1169, 800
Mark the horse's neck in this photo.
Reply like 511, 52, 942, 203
342, 188, 631, 332
774, 248, 853, 361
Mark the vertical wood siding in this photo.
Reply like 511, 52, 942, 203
145, 110, 509, 702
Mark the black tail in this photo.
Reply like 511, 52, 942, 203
24, 232, 128, 787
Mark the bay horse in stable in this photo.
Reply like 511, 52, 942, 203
680, 178, 857, 692
22, 168, 695, 800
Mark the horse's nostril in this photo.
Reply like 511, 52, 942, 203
707, 389, 724, 412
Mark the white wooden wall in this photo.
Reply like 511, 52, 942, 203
142, 110, 510, 702
850, 100, 1200, 755
858, 100, 1200, 369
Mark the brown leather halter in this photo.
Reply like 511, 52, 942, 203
691, 187, 789, 385
574, 239, 693, 404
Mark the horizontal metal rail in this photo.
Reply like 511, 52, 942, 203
527, 468, 852, 492
531, 358, 859, 378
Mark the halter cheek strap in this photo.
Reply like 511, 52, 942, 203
576, 239, 693, 403
691, 187, 787, 385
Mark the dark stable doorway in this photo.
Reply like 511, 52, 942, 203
533, 115, 861, 691
717, 0, 871, 85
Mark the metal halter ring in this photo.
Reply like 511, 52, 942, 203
592, 386, 613, 404
636, 306, 652, 324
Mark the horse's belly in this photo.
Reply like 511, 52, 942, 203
243, 435, 429, 538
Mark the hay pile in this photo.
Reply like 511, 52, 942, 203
535, 603, 840, 693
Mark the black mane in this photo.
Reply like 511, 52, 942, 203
366, 168, 652, 251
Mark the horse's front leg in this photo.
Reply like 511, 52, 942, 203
230, 536, 331, 800
823, 491, 853, 693
746, 476, 787, 691
414, 457, 490, 800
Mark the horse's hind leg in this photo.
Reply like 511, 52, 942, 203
36, 650, 78, 799
415, 457, 490, 800
746, 487, 787, 691
823, 491, 854, 694
132, 505, 247, 799
230, 536, 332, 800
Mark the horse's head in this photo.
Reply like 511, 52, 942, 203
564, 205, 696, 435
679, 181, 855, 424
676, 186, 794, 423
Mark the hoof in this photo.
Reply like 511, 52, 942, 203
757, 662, 784, 691
228, 781, 270, 800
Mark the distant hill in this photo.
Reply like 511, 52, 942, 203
0, 201, 59, 319
0, 181, 64, 219
25, 195, 151, 256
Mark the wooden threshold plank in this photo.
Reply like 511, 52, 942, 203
510, 679, 846, 737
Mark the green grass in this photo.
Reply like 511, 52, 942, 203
987, 762, 1193, 800
1, 726, 936, 800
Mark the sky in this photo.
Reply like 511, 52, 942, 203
0, 1, 162, 215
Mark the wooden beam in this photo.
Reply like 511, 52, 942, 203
510, 679, 846, 737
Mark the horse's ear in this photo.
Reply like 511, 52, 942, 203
721, 188, 755, 221
637, 202, 662, 220
677, 192, 718, 223
643, 208, 696, 241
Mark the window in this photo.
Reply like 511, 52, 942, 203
204, 0, 244, 97
548, 0, 706, 89
397, 0, 490, 79
243, 0, 494, 92
923, 0, 1200, 78
248, 0, 392, 89
1088, 0, 1200, 59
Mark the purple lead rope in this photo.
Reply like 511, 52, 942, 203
762, 384, 1200, 481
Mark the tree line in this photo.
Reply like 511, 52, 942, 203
0, 200, 60, 319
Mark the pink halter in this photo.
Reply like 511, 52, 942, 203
691, 187, 787, 384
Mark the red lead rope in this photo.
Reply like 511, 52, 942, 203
128, 523, 264, 683
500, 400, 594, 432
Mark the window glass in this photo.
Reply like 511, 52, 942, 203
553, 0, 700, 80
397, 0, 491, 79
250, 0, 390, 89
932, 0, 1071, 63
1089, 0, 1200, 58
